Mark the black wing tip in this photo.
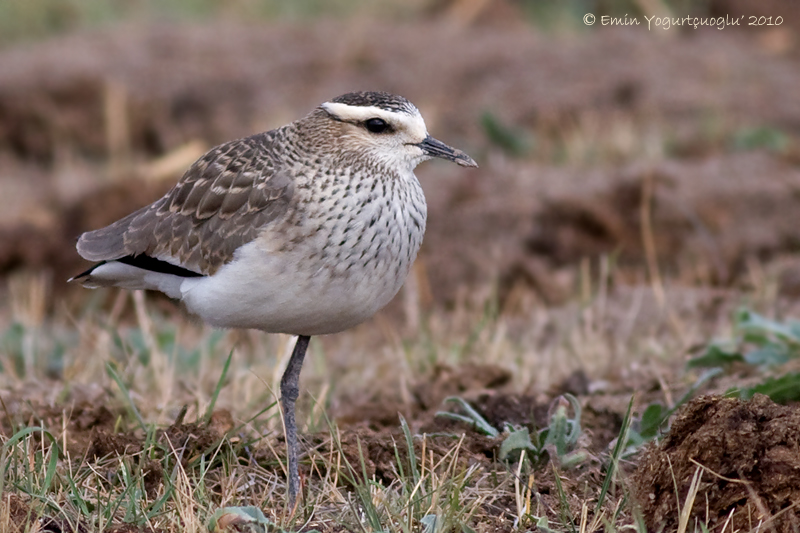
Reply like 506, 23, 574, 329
68, 255, 204, 284
68, 262, 105, 283
117, 255, 204, 278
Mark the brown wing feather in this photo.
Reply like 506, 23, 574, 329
76, 132, 294, 275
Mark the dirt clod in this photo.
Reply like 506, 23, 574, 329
88, 429, 141, 459
1, 494, 34, 533
160, 408, 232, 462
633, 394, 800, 532
413, 363, 513, 411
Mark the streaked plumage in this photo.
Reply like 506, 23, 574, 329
72, 91, 477, 507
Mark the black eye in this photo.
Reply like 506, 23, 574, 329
364, 118, 390, 134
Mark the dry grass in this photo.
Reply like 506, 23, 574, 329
0, 263, 781, 531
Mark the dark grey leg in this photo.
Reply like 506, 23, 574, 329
281, 334, 310, 510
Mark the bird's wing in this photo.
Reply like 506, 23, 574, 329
76, 132, 294, 276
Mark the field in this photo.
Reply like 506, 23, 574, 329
2, 1, 800, 531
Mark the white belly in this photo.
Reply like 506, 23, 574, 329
179, 223, 418, 336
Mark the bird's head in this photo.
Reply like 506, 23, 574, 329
309, 91, 477, 172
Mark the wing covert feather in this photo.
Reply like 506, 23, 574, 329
76, 132, 294, 275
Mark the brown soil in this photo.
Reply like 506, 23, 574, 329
85, 406, 233, 467
634, 394, 800, 532
0, 368, 622, 526
0, 386, 234, 501
1, 19, 800, 306
301, 425, 497, 487
0, 177, 171, 281
105, 526, 162, 533
1, 494, 101, 533
1, 494, 35, 533
8, 370, 800, 531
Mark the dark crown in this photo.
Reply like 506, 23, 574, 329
330, 91, 417, 115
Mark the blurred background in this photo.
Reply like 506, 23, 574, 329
0, 0, 799, 403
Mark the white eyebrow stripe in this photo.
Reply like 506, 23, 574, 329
321, 103, 406, 123
321, 102, 428, 142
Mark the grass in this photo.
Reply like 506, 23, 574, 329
0, 259, 785, 531
0, 0, 413, 47
0, 109, 794, 529
0, 0, 732, 49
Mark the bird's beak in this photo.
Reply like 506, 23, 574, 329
416, 135, 478, 168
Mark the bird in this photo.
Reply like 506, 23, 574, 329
70, 91, 478, 508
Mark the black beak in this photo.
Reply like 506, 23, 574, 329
416, 135, 478, 168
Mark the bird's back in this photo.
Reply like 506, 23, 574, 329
76, 130, 294, 276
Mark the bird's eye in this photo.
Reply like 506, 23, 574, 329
364, 118, 390, 134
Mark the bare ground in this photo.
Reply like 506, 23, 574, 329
0, 20, 799, 302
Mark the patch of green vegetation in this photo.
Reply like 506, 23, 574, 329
730, 126, 789, 153
689, 309, 800, 403
500, 397, 588, 470
626, 308, 800, 456
0, 320, 73, 379
208, 506, 277, 533
0, 322, 26, 375
480, 111, 533, 158
435, 393, 638, 531
520, 0, 597, 32
0, 0, 146, 46
628, 367, 721, 446
436, 394, 587, 469
0, 0, 403, 47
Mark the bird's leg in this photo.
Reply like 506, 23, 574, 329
280, 334, 310, 510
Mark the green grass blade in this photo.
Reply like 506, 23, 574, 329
204, 349, 233, 424
64, 473, 91, 517
2, 426, 62, 497
147, 462, 178, 520
596, 395, 634, 513
399, 414, 420, 486
106, 361, 146, 432
551, 463, 576, 533
438, 397, 498, 437
231, 400, 279, 437
356, 436, 384, 531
